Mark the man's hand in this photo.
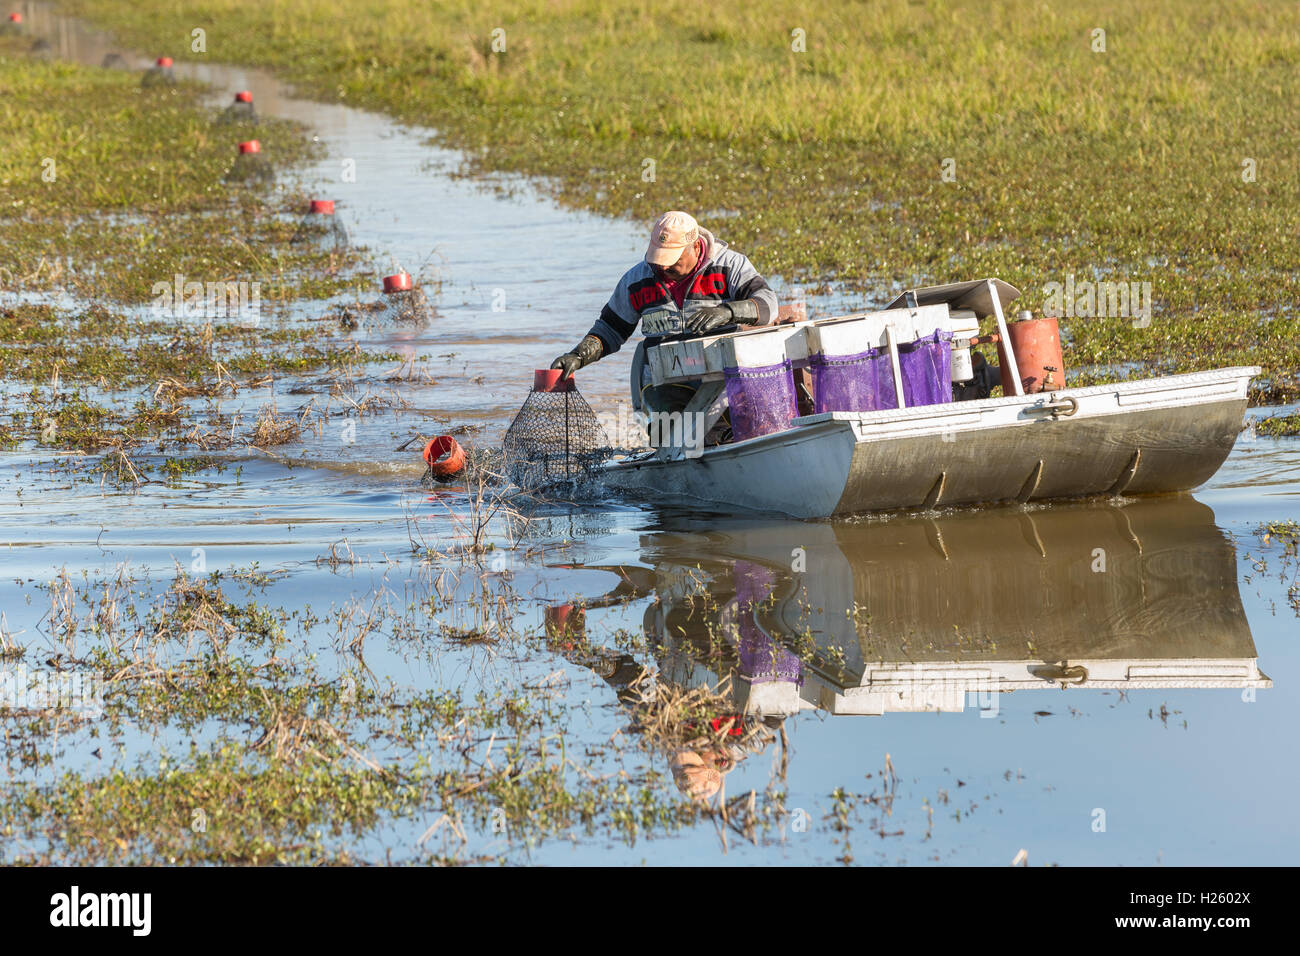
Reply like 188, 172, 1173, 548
683, 305, 736, 336
549, 334, 604, 379
683, 298, 763, 336
550, 351, 583, 378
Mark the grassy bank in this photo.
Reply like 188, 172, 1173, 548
46, 0, 1300, 403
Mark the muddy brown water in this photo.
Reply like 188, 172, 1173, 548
2, 3, 1300, 864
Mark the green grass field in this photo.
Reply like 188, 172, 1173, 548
32, 0, 1300, 400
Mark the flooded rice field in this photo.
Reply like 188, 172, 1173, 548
2, 5, 1299, 866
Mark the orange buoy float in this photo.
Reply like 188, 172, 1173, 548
422, 435, 465, 481
999, 313, 1064, 394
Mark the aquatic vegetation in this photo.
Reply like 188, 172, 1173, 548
1, 305, 370, 391
0, 565, 766, 864
1256, 520, 1300, 556
1255, 413, 1300, 437
0, 47, 361, 304
0, 49, 395, 465
247, 402, 307, 446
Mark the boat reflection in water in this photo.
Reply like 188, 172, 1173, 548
560, 496, 1269, 722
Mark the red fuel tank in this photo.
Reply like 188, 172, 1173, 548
999, 316, 1064, 394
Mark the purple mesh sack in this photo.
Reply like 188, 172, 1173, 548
811, 329, 953, 413
724, 359, 797, 441
898, 330, 953, 407
810, 347, 896, 414
733, 561, 802, 686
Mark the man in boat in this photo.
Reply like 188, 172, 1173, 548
549, 210, 779, 414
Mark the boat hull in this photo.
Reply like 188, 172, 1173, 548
598, 367, 1258, 518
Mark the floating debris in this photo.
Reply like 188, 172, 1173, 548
141, 56, 175, 88
291, 199, 348, 250
225, 139, 273, 184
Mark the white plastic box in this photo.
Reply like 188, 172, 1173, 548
648, 322, 811, 385
804, 304, 950, 358
647, 304, 956, 385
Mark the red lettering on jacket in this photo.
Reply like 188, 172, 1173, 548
630, 285, 667, 311
690, 271, 727, 297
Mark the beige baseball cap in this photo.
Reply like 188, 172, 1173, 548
645, 211, 699, 267
669, 749, 723, 800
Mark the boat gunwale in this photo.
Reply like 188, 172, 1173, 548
789, 365, 1261, 430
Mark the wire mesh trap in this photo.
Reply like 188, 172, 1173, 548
502, 370, 612, 488
378, 272, 434, 322
141, 57, 175, 88
217, 91, 258, 125
225, 141, 273, 184
291, 200, 349, 251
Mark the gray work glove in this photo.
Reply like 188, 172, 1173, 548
683, 298, 762, 335
550, 334, 604, 379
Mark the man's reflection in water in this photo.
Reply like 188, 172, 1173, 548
545, 559, 798, 803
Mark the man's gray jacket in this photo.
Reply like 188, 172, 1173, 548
588, 227, 779, 354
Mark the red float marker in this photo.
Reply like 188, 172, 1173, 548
377, 270, 432, 320
532, 368, 575, 393
382, 272, 412, 294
